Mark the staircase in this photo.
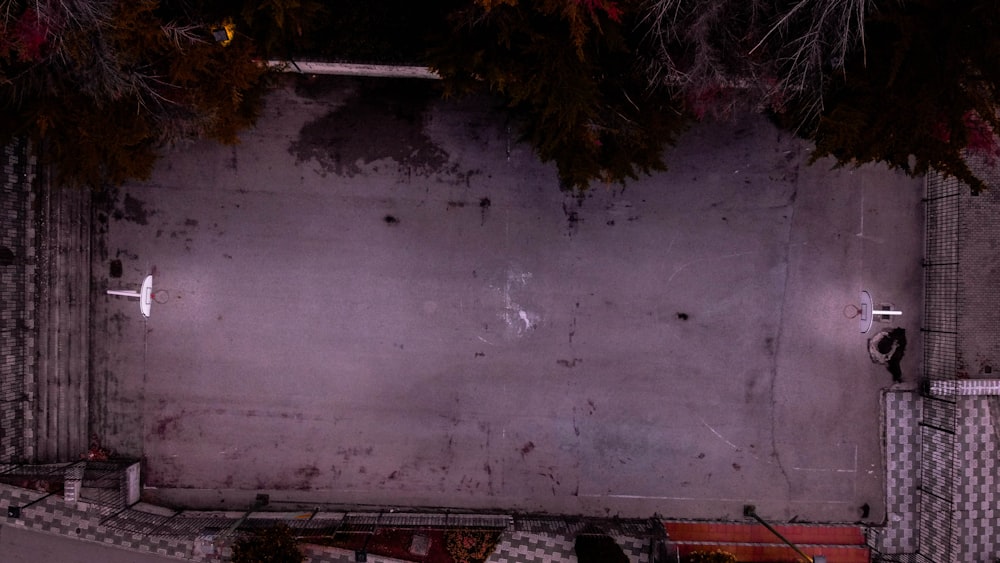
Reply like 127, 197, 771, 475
33, 173, 92, 462
665, 521, 870, 563
1, 139, 36, 463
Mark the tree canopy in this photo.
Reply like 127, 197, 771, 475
428, 0, 689, 190
430, 0, 1000, 191
5, 0, 998, 192
0, 0, 269, 188
642, 0, 1000, 192
804, 0, 1000, 193
642, 0, 870, 125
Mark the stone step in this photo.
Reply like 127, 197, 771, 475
670, 541, 870, 563
33, 176, 91, 463
665, 521, 867, 545
665, 522, 869, 563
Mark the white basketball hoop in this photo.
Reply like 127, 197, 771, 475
860, 290, 902, 333
106, 275, 154, 318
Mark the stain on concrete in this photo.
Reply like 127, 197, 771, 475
479, 196, 491, 225
520, 441, 535, 457
115, 248, 138, 261
337, 446, 374, 461
745, 370, 764, 404
117, 193, 152, 225
290, 79, 450, 178
294, 465, 321, 490
153, 415, 181, 439
562, 201, 581, 236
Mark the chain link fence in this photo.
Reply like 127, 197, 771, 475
914, 171, 963, 563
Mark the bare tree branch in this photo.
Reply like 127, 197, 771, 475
642, 0, 873, 125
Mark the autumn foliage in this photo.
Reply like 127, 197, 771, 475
0, 0, 269, 188
805, 0, 1000, 193
3, 0, 998, 192
428, 0, 688, 190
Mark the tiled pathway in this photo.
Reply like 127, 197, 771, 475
876, 390, 1000, 562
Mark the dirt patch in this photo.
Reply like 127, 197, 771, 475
290, 79, 450, 178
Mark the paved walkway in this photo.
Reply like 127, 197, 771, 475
875, 390, 1000, 562
0, 481, 654, 562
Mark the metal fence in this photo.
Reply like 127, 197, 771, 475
922, 173, 961, 381
103, 506, 517, 541
0, 138, 36, 464
0, 462, 72, 490
98, 503, 665, 551
914, 173, 962, 563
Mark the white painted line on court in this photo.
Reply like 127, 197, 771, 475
667, 250, 758, 284
579, 493, 853, 505
700, 418, 741, 451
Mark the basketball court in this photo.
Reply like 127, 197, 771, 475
91, 76, 924, 522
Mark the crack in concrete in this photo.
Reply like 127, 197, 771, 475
768, 162, 801, 502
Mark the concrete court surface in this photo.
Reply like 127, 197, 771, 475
90, 76, 923, 523
0, 524, 177, 563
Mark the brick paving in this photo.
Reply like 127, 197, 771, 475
877, 391, 920, 554
958, 164, 1000, 378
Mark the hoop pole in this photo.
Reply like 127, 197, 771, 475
106, 290, 141, 299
